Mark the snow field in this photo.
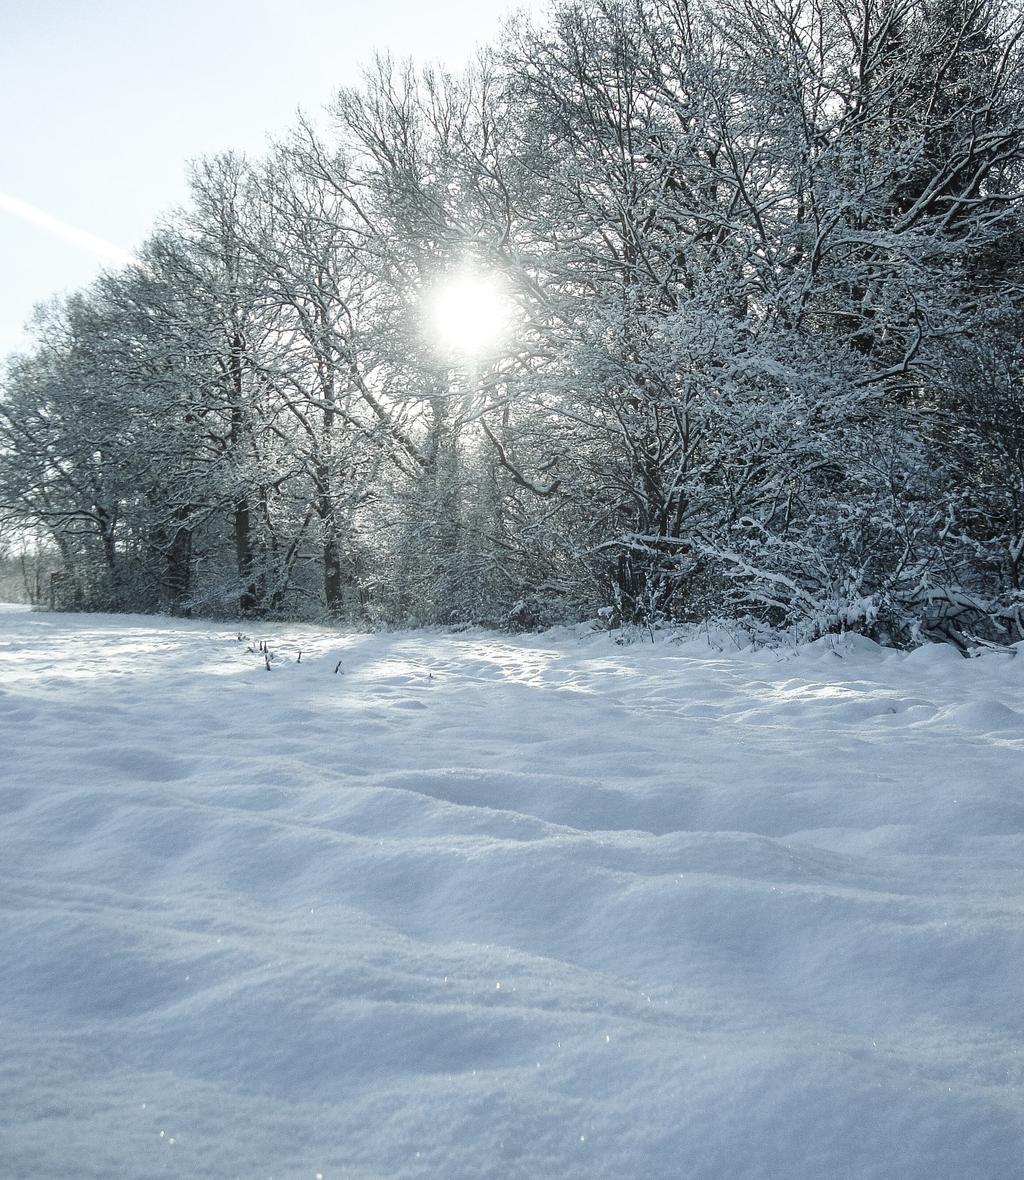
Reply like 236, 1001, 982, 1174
1, 605, 1023, 1178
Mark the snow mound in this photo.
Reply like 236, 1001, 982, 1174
943, 698, 1024, 734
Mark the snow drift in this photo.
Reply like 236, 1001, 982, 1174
1, 605, 1022, 1178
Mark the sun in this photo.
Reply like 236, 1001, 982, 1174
425, 270, 513, 358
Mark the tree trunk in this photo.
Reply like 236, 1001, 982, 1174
163, 512, 194, 616
234, 497, 258, 615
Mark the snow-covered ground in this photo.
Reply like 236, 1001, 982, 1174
1, 604, 1022, 1179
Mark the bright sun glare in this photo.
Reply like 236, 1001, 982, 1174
426, 271, 513, 358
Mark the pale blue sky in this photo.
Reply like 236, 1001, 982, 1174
0, 0, 541, 355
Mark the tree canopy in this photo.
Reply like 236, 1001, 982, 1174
3, 0, 1023, 647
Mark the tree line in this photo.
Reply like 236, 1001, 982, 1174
2, 0, 1023, 647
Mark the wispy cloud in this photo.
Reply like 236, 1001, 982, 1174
0, 191, 133, 267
